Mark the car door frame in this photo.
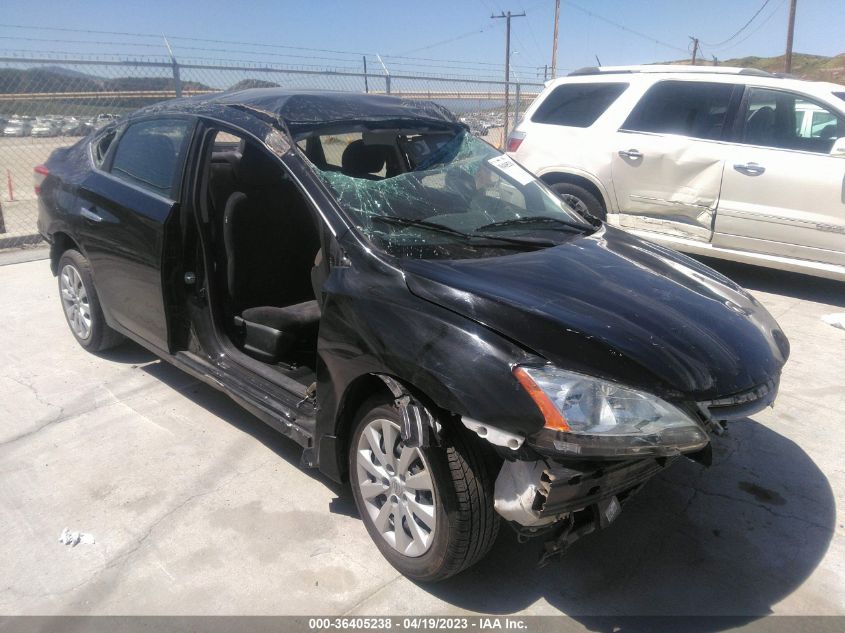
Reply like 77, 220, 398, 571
713, 84, 845, 265
75, 113, 198, 355
610, 78, 745, 242
172, 115, 351, 449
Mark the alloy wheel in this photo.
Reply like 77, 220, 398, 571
355, 417, 437, 557
560, 193, 590, 216
60, 263, 92, 340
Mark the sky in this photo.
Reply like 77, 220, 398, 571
1, 0, 843, 81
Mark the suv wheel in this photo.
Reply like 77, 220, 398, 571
551, 182, 606, 221
58, 249, 124, 352
349, 396, 500, 582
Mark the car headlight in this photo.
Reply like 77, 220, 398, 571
514, 365, 709, 458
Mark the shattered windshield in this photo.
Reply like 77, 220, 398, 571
307, 129, 594, 259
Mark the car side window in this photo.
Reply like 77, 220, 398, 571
109, 118, 193, 198
621, 80, 734, 140
531, 82, 628, 127
741, 87, 844, 154
92, 129, 116, 168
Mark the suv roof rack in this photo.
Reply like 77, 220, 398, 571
567, 65, 782, 78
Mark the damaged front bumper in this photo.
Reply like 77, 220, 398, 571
493, 456, 677, 564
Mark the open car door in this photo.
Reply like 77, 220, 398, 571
76, 116, 195, 352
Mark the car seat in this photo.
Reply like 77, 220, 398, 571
221, 144, 321, 363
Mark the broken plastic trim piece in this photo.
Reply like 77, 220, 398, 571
375, 374, 440, 448
697, 376, 779, 421
461, 417, 524, 450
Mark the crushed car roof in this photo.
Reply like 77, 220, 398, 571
134, 89, 459, 136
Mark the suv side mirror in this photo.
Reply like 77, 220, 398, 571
831, 137, 845, 156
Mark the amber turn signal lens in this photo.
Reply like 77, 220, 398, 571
513, 366, 571, 431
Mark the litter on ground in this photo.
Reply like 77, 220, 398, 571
821, 313, 845, 330
58, 528, 95, 547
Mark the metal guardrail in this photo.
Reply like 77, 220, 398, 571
0, 55, 543, 249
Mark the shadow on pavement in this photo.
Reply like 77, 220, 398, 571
103, 343, 349, 497
692, 256, 845, 308
422, 419, 835, 626
98, 341, 834, 627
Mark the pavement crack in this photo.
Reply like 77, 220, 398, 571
662, 479, 834, 533
341, 573, 403, 616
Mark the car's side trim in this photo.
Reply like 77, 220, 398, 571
625, 227, 845, 281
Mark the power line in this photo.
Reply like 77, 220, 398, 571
0, 24, 549, 76
701, 0, 771, 47
0, 22, 511, 69
709, 0, 787, 53
562, 1, 688, 53
395, 24, 501, 56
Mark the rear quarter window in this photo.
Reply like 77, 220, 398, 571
91, 129, 116, 168
532, 82, 628, 127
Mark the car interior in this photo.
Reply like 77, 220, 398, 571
201, 130, 324, 380
744, 94, 843, 153
197, 126, 467, 382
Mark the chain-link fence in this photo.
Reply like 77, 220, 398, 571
0, 54, 542, 249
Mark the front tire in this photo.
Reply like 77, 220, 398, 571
551, 182, 607, 221
349, 396, 500, 582
58, 249, 124, 352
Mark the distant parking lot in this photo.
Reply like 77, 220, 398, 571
0, 136, 73, 242
0, 251, 843, 618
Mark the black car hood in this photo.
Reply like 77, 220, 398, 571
402, 225, 789, 400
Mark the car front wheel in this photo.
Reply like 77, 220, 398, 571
349, 396, 500, 582
551, 182, 607, 221
58, 249, 123, 352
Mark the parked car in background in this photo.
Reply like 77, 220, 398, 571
507, 65, 845, 281
93, 113, 117, 129
31, 119, 61, 137
37, 89, 788, 581
61, 118, 94, 136
3, 119, 33, 137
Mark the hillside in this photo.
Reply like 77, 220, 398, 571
0, 67, 211, 94
661, 52, 845, 83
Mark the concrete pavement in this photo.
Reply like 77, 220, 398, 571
0, 255, 843, 621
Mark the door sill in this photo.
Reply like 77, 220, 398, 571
176, 350, 316, 448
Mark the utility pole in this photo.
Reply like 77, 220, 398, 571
785, 0, 797, 73
362, 56, 369, 93
550, 0, 560, 78
712, 55, 718, 66
689, 36, 699, 66
492, 10, 526, 144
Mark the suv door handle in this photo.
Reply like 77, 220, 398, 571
733, 162, 766, 176
618, 149, 643, 159
80, 207, 103, 223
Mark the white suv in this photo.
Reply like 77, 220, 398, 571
507, 65, 845, 281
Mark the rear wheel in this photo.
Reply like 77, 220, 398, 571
58, 249, 123, 352
349, 396, 500, 582
551, 182, 606, 221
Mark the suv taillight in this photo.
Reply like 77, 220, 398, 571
506, 131, 526, 153
34, 165, 49, 195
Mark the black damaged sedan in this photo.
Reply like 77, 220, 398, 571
37, 89, 789, 581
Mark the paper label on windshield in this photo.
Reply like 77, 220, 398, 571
487, 155, 535, 186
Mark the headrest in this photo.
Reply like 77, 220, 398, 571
341, 140, 388, 177
237, 143, 283, 188
211, 150, 242, 167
